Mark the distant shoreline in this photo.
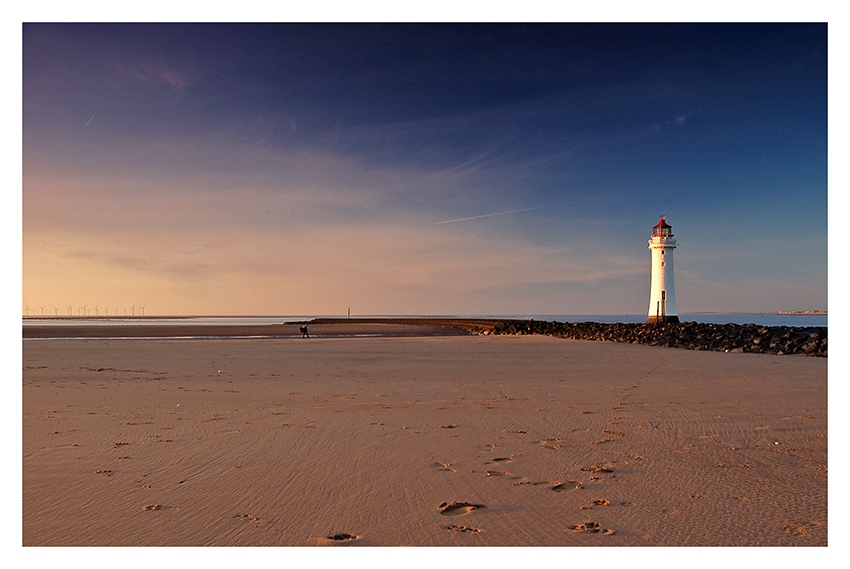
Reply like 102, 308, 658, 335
21, 321, 472, 340
22, 317, 827, 356
21, 310, 827, 320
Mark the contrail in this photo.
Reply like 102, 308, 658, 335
435, 206, 545, 225
84, 104, 103, 129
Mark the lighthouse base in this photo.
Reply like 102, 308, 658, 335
647, 315, 680, 325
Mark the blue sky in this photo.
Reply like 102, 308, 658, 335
21, 21, 828, 316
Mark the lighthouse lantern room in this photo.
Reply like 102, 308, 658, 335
647, 215, 679, 324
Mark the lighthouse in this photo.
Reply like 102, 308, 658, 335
647, 216, 679, 324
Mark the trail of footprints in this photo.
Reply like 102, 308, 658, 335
433, 454, 620, 538
131, 372, 654, 542
429, 373, 658, 539
430, 443, 623, 538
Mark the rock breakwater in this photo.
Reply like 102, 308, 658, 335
311, 318, 827, 357
490, 320, 827, 357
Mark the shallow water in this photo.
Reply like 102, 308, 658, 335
22, 312, 827, 328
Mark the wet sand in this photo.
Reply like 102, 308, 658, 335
22, 328, 827, 546
21, 321, 470, 339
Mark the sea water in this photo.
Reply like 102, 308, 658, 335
524, 314, 827, 327
23, 313, 827, 328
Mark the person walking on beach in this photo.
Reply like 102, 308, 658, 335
300, 324, 309, 338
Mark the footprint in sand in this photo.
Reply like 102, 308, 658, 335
513, 479, 550, 486
142, 504, 177, 511
485, 469, 515, 477
580, 499, 610, 510
783, 521, 819, 536
581, 464, 614, 473
552, 481, 584, 492
326, 532, 358, 541
432, 462, 457, 472
439, 501, 486, 516
568, 521, 615, 535
234, 513, 271, 524
446, 524, 481, 533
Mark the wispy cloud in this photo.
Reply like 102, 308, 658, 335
83, 103, 103, 129
649, 111, 694, 133
674, 112, 693, 125
435, 207, 545, 225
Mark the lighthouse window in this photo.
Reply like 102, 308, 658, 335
661, 250, 665, 255
661, 261, 666, 266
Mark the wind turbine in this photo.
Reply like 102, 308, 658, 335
140, 306, 145, 316
95, 306, 99, 316
40, 306, 45, 316
54, 307, 58, 316
131, 304, 135, 316
25, 305, 29, 316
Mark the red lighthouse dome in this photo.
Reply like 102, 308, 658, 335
652, 216, 673, 237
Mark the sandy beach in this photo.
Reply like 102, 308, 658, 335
22, 324, 827, 546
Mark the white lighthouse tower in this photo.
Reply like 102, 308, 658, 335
647, 216, 679, 324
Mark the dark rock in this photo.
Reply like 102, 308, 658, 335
307, 318, 827, 357
497, 319, 827, 357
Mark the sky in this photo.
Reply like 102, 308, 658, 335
21, 21, 828, 317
